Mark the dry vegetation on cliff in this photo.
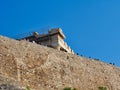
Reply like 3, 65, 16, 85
0, 35, 120, 90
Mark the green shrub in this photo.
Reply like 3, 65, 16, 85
26, 86, 31, 90
63, 87, 77, 90
98, 86, 107, 90
63, 87, 71, 90
73, 88, 77, 90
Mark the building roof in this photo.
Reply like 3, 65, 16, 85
20, 28, 66, 41
48, 28, 66, 39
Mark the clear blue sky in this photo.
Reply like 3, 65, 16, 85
0, 0, 120, 67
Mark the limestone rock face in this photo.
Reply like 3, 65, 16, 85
0, 35, 120, 90
0, 73, 25, 90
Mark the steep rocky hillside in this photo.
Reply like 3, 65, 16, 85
0, 73, 25, 90
0, 35, 120, 90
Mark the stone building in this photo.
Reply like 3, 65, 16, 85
20, 28, 74, 54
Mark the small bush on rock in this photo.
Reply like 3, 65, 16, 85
63, 87, 71, 90
73, 88, 77, 90
63, 87, 77, 90
26, 86, 31, 90
98, 86, 107, 90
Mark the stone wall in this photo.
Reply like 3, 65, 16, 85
0, 35, 120, 90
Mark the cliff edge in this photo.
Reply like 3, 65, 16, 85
0, 35, 120, 90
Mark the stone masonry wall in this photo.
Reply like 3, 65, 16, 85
0, 35, 120, 90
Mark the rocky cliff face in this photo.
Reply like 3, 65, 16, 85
0, 73, 24, 90
0, 35, 120, 90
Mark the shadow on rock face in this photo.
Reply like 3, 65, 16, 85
0, 84, 25, 90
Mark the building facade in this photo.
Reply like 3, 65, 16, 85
20, 28, 74, 54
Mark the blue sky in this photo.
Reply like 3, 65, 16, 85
0, 0, 120, 67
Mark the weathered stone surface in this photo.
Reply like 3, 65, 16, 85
0, 35, 120, 90
0, 73, 25, 90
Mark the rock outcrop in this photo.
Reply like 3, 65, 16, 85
0, 35, 120, 90
0, 73, 25, 90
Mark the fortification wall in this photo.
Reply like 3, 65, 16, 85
0, 35, 120, 90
